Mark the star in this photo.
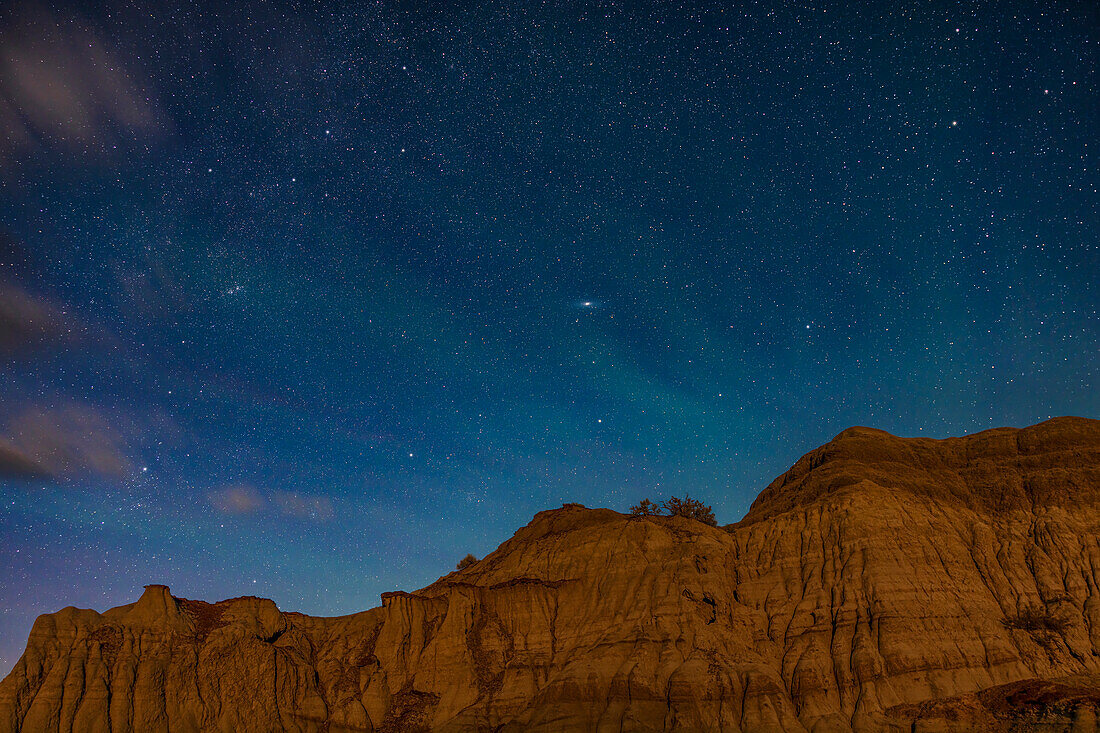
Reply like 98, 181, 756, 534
1, 0, 1092, 687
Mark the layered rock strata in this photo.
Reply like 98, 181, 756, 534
2, 416, 1099, 731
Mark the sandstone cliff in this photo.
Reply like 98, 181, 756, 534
2, 416, 1099, 731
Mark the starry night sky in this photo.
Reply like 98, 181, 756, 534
1, 0, 1097, 674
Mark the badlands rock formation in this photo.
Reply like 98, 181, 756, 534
2, 416, 1099, 731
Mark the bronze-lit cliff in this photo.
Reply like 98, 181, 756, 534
3, 417, 1099, 731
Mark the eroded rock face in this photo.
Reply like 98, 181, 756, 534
2, 416, 1099, 732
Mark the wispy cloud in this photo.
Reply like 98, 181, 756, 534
0, 4, 166, 162
0, 441, 49, 481
208, 484, 335, 521
208, 483, 266, 515
1, 405, 134, 483
0, 280, 75, 356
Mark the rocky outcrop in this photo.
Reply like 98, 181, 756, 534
2, 416, 1099, 731
742, 416, 1100, 521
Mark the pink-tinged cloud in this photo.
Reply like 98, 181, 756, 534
207, 486, 335, 521
3, 405, 133, 482
0, 281, 69, 354
208, 484, 266, 515
0, 440, 49, 480
0, 4, 166, 162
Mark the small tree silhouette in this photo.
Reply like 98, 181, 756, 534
629, 498, 660, 516
456, 553, 478, 570
662, 495, 717, 526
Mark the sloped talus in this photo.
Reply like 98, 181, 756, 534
2, 416, 1099, 731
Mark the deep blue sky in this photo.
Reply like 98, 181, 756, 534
1, 0, 1097, 674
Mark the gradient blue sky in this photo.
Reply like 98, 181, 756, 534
1, 0, 1096, 675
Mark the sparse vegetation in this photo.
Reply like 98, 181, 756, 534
561, 502, 586, 509
629, 495, 717, 526
629, 498, 660, 516
663, 495, 718, 526
456, 553, 478, 571
1003, 605, 1070, 635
